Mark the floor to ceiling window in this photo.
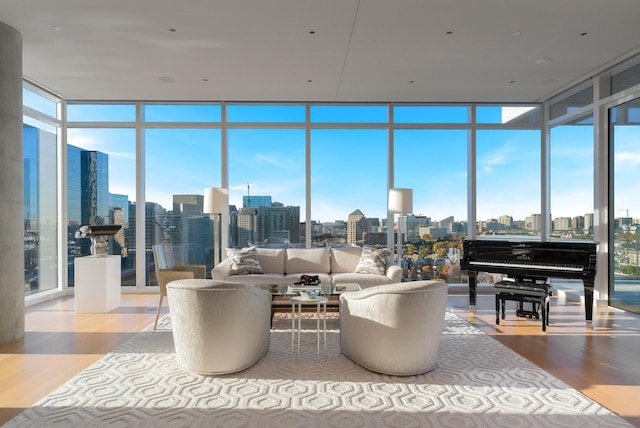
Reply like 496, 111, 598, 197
310, 104, 388, 248
23, 87, 59, 296
548, 113, 595, 294
228, 127, 306, 248
66, 104, 136, 286
475, 128, 542, 237
475, 105, 542, 238
394, 127, 468, 282
227, 104, 306, 249
549, 115, 594, 240
144, 127, 222, 284
310, 128, 387, 247
392, 104, 469, 282
609, 97, 640, 315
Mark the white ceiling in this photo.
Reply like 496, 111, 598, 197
2, 0, 640, 103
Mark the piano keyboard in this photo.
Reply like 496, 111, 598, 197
468, 261, 583, 272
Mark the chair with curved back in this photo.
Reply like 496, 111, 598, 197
152, 243, 206, 330
166, 279, 272, 375
339, 280, 448, 376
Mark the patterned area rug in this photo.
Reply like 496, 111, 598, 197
4, 312, 631, 428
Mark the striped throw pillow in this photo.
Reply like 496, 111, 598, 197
354, 246, 389, 275
227, 246, 264, 275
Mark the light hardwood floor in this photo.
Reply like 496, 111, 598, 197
0, 293, 639, 426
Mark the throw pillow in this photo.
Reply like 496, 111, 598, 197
227, 246, 264, 275
354, 246, 389, 275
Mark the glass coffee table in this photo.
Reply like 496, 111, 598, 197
256, 282, 361, 323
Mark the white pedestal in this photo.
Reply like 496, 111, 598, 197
75, 255, 121, 313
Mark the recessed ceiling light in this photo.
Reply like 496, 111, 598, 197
52, 26, 61, 31
512, 31, 522, 36
159, 76, 175, 83
535, 58, 553, 65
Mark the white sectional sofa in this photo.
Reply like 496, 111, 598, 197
211, 246, 402, 289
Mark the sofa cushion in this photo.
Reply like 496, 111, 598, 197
226, 246, 263, 275
354, 246, 390, 275
256, 248, 286, 274
330, 247, 363, 273
223, 274, 285, 286
285, 247, 330, 274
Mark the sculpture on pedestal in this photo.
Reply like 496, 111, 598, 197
75, 225, 122, 257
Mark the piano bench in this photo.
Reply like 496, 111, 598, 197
494, 282, 552, 332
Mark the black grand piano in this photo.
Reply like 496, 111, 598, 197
461, 239, 598, 327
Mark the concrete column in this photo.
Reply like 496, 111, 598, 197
0, 22, 25, 344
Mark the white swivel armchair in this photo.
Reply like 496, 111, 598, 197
166, 279, 272, 375
152, 243, 206, 330
339, 280, 448, 376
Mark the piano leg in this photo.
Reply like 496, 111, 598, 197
584, 279, 594, 329
468, 272, 477, 314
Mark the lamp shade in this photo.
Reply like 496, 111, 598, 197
388, 188, 413, 213
203, 187, 229, 214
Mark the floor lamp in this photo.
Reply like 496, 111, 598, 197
203, 187, 229, 267
388, 188, 413, 266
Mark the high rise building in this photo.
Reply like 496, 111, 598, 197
243, 195, 271, 208
498, 215, 513, 228
363, 231, 387, 246
368, 217, 381, 232
257, 205, 301, 245
416, 215, 432, 228
237, 207, 258, 247
347, 209, 369, 245
584, 213, 595, 233
404, 214, 418, 242
172, 194, 205, 260
67, 145, 111, 285
109, 193, 129, 258
554, 217, 573, 230
572, 215, 585, 230
186, 216, 214, 265
174, 194, 203, 215
230, 196, 301, 248
525, 214, 542, 231
127, 202, 166, 250
80, 150, 109, 226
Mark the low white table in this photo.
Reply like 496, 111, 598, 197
290, 296, 328, 360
